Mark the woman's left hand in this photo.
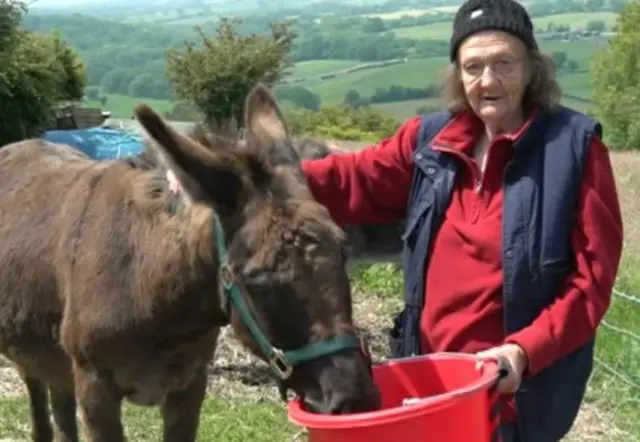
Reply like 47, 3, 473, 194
476, 343, 529, 394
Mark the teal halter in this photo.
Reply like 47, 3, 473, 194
213, 214, 362, 381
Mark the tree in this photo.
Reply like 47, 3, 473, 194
85, 88, 100, 101
0, 0, 86, 145
566, 59, 579, 72
165, 17, 297, 128
128, 73, 157, 98
585, 0, 605, 11
591, 1, 640, 150
610, 0, 628, 13
164, 101, 202, 121
416, 104, 439, 114
362, 17, 385, 33
50, 30, 86, 102
0, 0, 23, 52
286, 105, 400, 141
586, 19, 606, 32
344, 89, 366, 108
274, 85, 321, 111
550, 51, 568, 69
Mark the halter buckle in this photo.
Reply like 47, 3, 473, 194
269, 349, 293, 380
219, 263, 235, 289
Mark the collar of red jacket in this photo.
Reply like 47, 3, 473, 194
431, 106, 539, 154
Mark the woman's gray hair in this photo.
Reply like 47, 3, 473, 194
440, 49, 562, 113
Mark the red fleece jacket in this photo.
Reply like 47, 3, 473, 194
300, 112, 623, 421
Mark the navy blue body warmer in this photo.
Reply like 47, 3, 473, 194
389, 106, 603, 441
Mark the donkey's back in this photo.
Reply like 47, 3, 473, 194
0, 140, 101, 386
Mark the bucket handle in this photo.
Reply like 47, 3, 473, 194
482, 358, 509, 442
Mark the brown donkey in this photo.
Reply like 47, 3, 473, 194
288, 138, 406, 264
0, 84, 381, 442
182, 124, 406, 264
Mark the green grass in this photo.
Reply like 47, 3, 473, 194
561, 96, 595, 114
365, 6, 458, 19
89, 69, 596, 123
532, 12, 619, 31
369, 95, 595, 122
302, 57, 448, 104
587, 253, 640, 439
84, 94, 173, 119
539, 39, 608, 67
389, 21, 452, 40
296, 41, 601, 107
558, 72, 594, 101
388, 11, 618, 40
288, 59, 363, 78
85, 36, 602, 119
372, 98, 441, 120
0, 396, 300, 441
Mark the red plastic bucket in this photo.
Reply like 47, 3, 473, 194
287, 352, 502, 442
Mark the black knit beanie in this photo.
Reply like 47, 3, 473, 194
449, 0, 538, 62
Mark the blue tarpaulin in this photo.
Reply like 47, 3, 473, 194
40, 127, 145, 160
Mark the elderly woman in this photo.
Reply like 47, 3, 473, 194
300, 0, 623, 441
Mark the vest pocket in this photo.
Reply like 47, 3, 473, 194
401, 195, 435, 246
531, 260, 571, 306
540, 259, 570, 275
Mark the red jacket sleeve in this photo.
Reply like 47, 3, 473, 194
505, 135, 624, 376
300, 116, 421, 226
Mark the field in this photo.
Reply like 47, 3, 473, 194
389, 11, 619, 40
288, 59, 363, 78
372, 98, 441, 120
532, 11, 619, 30
365, 5, 459, 19
0, 151, 638, 441
88, 70, 597, 123
86, 36, 601, 122
558, 72, 594, 100
300, 57, 448, 104
83, 12, 607, 121
370, 95, 596, 121
290, 39, 602, 107
540, 38, 610, 67
84, 94, 174, 118
13, 4, 633, 440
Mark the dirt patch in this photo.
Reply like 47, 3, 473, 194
0, 293, 625, 440
0, 292, 397, 401
564, 399, 631, 441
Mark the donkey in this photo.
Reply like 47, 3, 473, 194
180, 124, 406, 264
0, 84, 381, 442
288, 138, 406, 264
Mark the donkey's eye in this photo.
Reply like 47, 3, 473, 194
241, 267, 275, 289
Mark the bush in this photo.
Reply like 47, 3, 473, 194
286, 104, 400, 141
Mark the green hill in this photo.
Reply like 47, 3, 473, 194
290, 38, 603, 106
388, 11, 619, 40
289, 60, 363, 78
297, 57, 447, 104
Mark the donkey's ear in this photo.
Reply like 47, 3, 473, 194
244, 83, 300, 167
135, 103, 247, 211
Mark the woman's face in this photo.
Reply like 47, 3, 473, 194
458, 30, 530, 128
